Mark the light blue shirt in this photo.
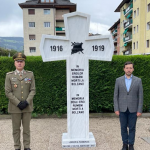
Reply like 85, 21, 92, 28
125, 75, 132, 92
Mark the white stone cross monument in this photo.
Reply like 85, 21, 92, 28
40, 12, 114, 148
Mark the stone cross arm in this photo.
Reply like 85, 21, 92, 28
40, 35, 70, 62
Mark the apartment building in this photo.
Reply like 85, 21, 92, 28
114, 0, 150, 55
109, 19, 120, 55
19, 0, 76, 56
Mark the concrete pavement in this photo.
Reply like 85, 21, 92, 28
0, 117, 150, 150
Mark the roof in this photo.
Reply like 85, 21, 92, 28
19, 0, 76, 12
108, 19, 120, 31
114, 0, 130, 12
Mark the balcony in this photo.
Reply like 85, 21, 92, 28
126, 10, 132, 19
123, 34, 132, 43
123, 49, 132, 55
124, 3, 133, 16
56, 10, 69, 21
123, 28, 129, 34
56, 27, 65, 31
124, 19, 133, 29
112, 29, 117, 35
114, 38, 117, 43
56, 27, 65, 33
55, 16, 64, 21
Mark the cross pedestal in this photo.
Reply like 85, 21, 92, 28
40, 12, 114, 148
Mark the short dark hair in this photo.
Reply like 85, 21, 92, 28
124, 61, 134, 68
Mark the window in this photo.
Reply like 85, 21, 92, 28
134, 27, 136, 34
44, 0, 54, 2
29, 22, 35, 27
136, 41, 138, 49
29, 35, 35, 40
147, 40, 149, 48
28, 9, 35, 15
134, 10, 136, 18
148, 3, 150, 12
44, 22, 50, 27
147, 22, 150, 30
137, 8, 139, 16
44, 9, 50, 14
30, 47, 36, 53
137, 25, 138, 33
133, 42, 135, 49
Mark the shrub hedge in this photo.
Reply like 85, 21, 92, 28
0, 55, 150, 115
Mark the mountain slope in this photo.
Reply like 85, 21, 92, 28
0, 37, 24, 51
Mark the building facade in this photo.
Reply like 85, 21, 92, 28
19, 0, 76, 56
109, 19, 120, 55
115, 0, 150, 55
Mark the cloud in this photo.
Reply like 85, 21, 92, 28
0, 0, 121, 37
72, 0, 121, 26
0, 16, 23, 37
89, 22, 110, 35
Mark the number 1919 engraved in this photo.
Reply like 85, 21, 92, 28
50, 45, 63, 51
92, 45, 104, 51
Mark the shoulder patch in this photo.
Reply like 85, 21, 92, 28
26, 70, 33, 73
6, 71, 14, 75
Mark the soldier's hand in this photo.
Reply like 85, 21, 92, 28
17, 101, 24, 110
23, 100, 29, 109
17, 101, 29, 110
21, 100, 29, 109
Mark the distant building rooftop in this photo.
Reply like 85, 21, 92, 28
108, 19, 120, 31
115, 0, 131, 12
89, 33, 101, 36
19, 0, 76, 12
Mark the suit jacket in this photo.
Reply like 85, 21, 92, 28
5, 70, 36, 113
113, 75, 143, 113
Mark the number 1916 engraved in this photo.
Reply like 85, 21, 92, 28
92, 45, 104, 51
50, 45, 63, 51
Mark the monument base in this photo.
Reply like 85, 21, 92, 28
62, 132, 96, 148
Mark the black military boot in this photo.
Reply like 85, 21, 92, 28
122, 144, 128, 150
129, 144, 134, 150
24, 148, 31, 150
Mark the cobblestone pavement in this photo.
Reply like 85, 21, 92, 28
0, 118, 150, 150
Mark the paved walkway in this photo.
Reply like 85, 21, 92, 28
0, 117, 150, 150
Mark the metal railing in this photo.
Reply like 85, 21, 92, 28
114, 38, 117, 42
55, 27, 65, 31
124, 19, 133, 28
123, 35, 132, 42
112, 29, 117, 35
124, 3, 133, 15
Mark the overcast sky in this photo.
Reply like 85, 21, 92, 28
0, 0, 122, 37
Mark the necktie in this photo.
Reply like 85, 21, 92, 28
20, 72, 22, 79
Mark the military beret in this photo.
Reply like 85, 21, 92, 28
13, 52, 26, 61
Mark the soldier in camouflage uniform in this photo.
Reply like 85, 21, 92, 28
5, 52, 36, 150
